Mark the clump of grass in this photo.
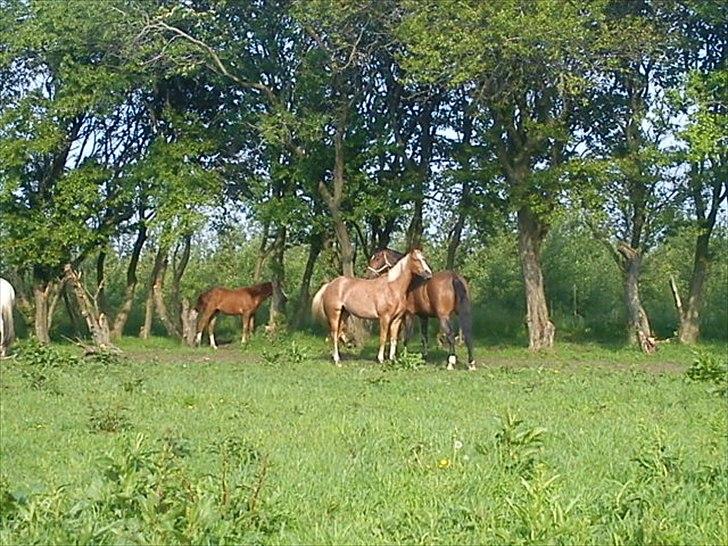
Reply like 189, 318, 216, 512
11, 338, 78, 391
261, 340, 310, 366
493, 409, 547, 477
686, 352, 727, 397
390, 348, 426, 371
88, 401, 131, 433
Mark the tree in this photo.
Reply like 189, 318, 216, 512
398, 0, 609, 349
668, 1, 727, 343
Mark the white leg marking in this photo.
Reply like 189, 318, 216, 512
447, 354, 457, 370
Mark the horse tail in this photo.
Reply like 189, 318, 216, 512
453, 275, 475, 368
311, 282, 329, 323
194, 290, 210, 314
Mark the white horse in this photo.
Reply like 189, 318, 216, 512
0, 277, 16, 357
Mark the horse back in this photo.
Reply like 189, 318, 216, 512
407, 271, 458, 317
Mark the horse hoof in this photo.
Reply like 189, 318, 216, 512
468, 362, 476, 371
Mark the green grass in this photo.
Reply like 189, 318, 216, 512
1, 335, 726, 544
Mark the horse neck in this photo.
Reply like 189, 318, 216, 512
386, 255, 414, 294
243, 282, 272, 305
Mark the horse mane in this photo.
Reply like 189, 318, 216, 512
246, 282, 273, 297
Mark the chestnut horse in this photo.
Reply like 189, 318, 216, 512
312, 249, 433, 365
367, 248, 475, 370
194, 282, 275, 348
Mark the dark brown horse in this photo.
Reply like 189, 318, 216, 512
312, 249, 433, 365
194, 282, 275, 348
367, 248, 475, 370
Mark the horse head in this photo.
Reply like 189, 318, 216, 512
406, 248, 433, 280
366, 248, 404, 278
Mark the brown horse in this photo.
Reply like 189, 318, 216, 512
194, 282, 275, 348
367, 248, 475, 370
312, 249, 433, 365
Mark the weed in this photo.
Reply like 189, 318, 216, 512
632, 429, 680, 481
88, 401, 131, 433
11, 338, 78, 391
494, 410, 547, 476
686, 352, 728, 397
390, 347, 426, 371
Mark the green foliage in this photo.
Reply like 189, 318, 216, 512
686, 352, 728, 397
390, 347, 426, 371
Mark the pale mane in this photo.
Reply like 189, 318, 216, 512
387, 253, 409, 282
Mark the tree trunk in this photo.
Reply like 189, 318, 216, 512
64, 264, 112, 347
170, 234, 192, 323
112, 222, 147, 339
180, 298, 198, 346
140, 291, 154, 339
294, 234, 324, 328
62, 284, 82, 335
676, 231, 709, 344
319, 110, 355, 277
266, 227, 287, 333
446, 183, 470, 270
517, 206, 555, 351
619, 243, 656, 353
139, 244, 168, 339
96, 249, 107, 315
151, 247, 181, 339
33, 284, 51, 344
253, 220, 270, 282
406, 99, 436, 250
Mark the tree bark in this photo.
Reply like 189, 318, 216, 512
446, 183, 470, 270
33, 284, 51, 344
406, 98, 436, 249
294, 233, 324, 328
32, 277, 61, 344
111, 222, 147, 339
62, 284, 82, 335
517, 206, 555, 351
140, 244, 168, 339
170, 234, 192, 323
63, 264, 112, 347
676, 231, 709, 344
319, 110, 355, 277
253, 219, 270, 282
618, 243, 656, 353
96, 249, 107, 315
151, 247, 181, 339
266, 226, 287, 333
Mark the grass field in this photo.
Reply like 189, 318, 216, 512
1, 334, 726, 545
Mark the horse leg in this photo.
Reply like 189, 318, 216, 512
420, 316, 429, 356
195, 307, 216, 346
439, 316, 457, 370
377, 315, 391, 364
208, 315, 218, 349
389, 317, 403, 361
241, 313, 250, 344
328, 308, 343, 366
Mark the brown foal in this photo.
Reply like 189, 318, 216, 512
194, 282, 274, 348
367, 248, 475, 370
312, 249, 433, 365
